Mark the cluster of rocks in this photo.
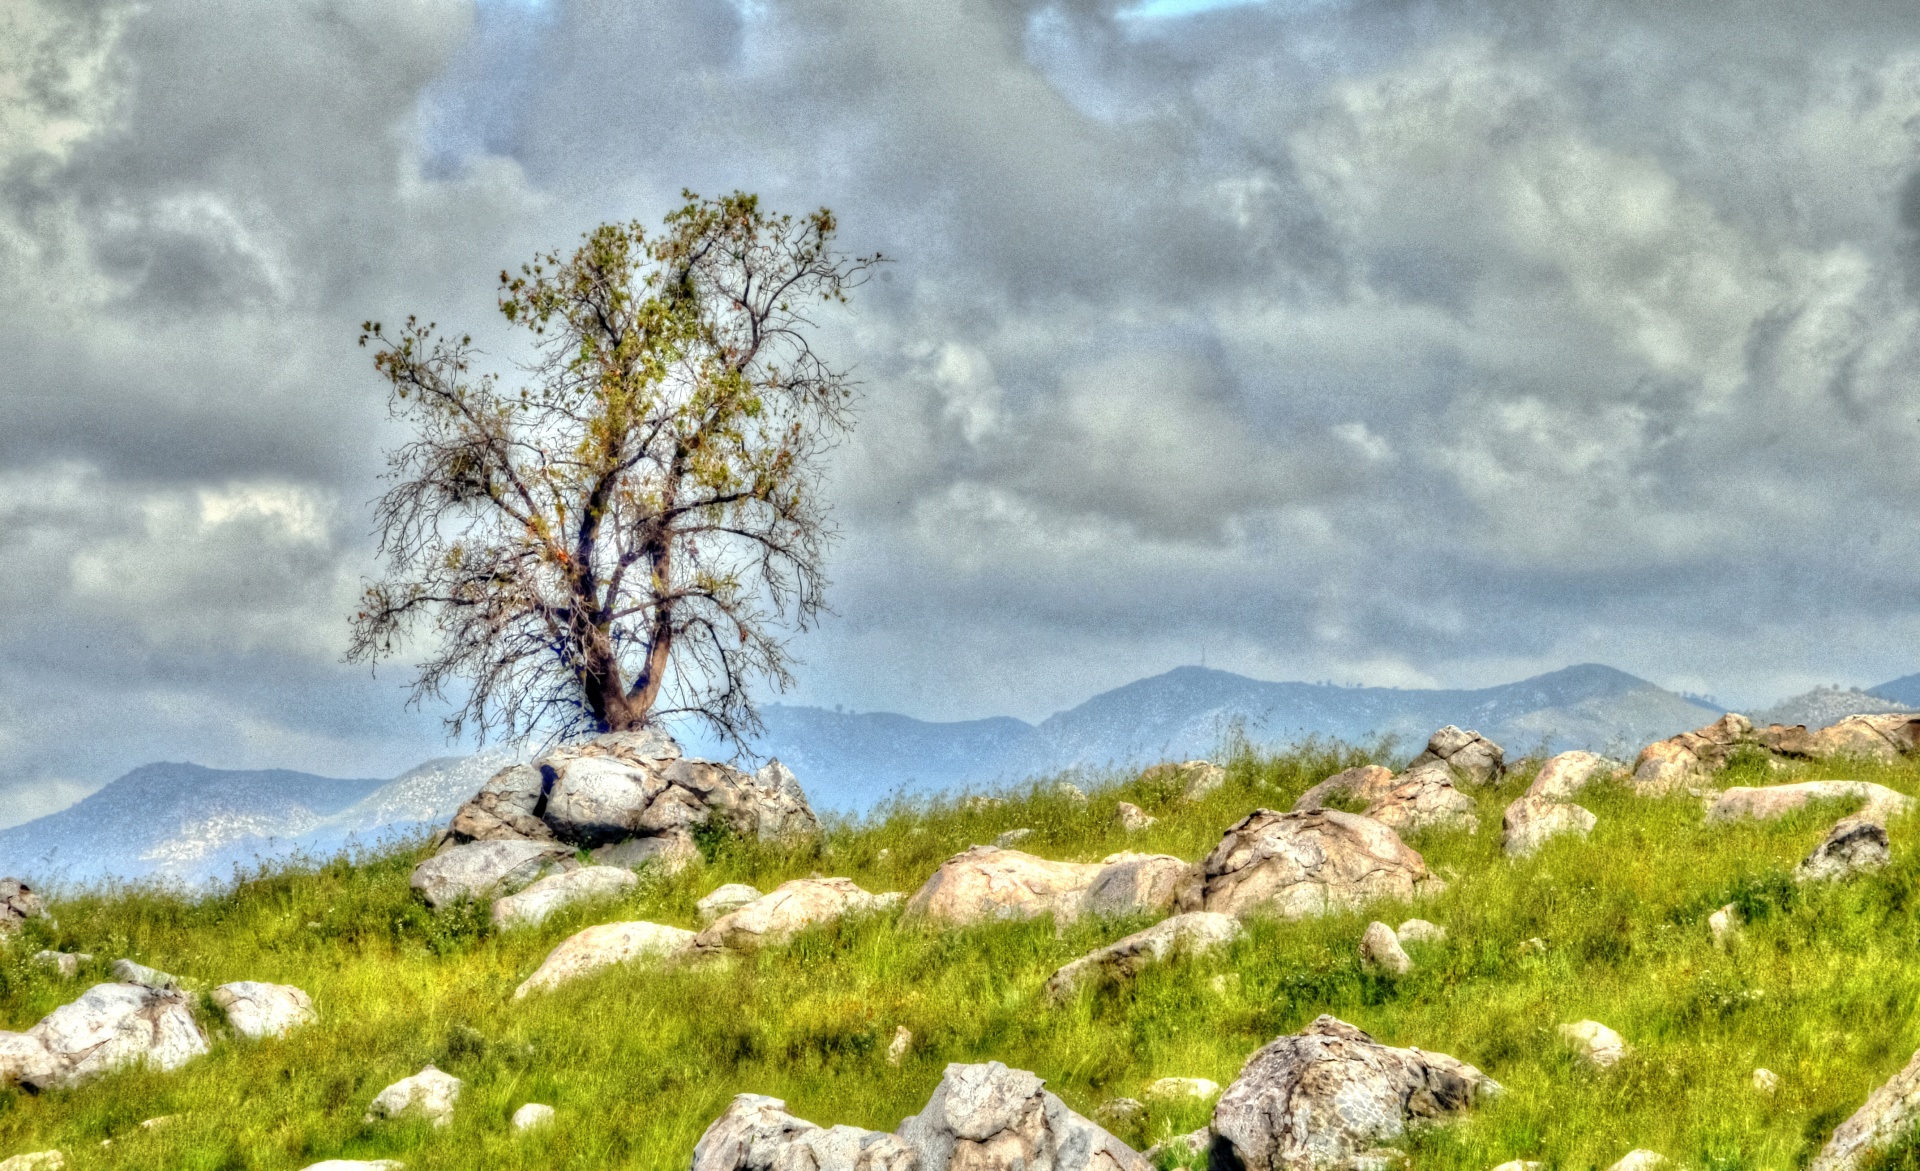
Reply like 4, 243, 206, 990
0, 961, 312, 1092
1292, 725, 1505, 836
1501, 750, 1618, 858
412, 729, 822, 919
1633, 711, 1920, 795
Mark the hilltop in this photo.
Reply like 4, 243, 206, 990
4, 719, 1920, 1169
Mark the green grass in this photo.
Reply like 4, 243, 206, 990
2, 742, 1919, 1170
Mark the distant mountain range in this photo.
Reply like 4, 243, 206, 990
9, 661, 1919, 887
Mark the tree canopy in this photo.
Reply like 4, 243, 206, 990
350, 192, 877, 747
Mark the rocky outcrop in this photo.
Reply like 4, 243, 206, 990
0, 878, 45, 935
1559, 1020, 1627, 1068
1797, 815, 1890, 883
1526, 752, 1621, 802
904, 847, 1106, 925
693, 878, 896, 951
1635, 712, 1920, 795
1359, 921, 1412, 975
514, 921, 697, 998
1043, 912, 1242, 1001
410, 839, 574, 911
697, 883, 764, 923
1705, 782, 1912, 824
1079, 853, 1197, 919
1, 982, 209, 1090
1632, 713, 1755, 795
1802, 715, 1920, 763
490, 865, 638, 929
1209, 1015, 1497, 1171
1408, 727, 1505, 786
422, 729, 821, 908
211, 981, 315, 1039
1361, 765, 1479, 835
1198, 810, 1442, 919
1502, 795, 1597, 858
896, 1061, 1151, 1171
366, 1064, 462, 1127
1807, 1046, 1920, 1171
1294, 766, 1398, 813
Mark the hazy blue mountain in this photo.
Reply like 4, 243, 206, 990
1871, 674, 1920, 707
0, 763, 386, 887
1753, 686, 1914, 730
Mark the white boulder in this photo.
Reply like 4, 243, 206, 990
211, 981, 316, 1039
1559, 1020, 1628, 1068
490, 865, 637, 929
410, 839, 573, 911
512, 1103, 555, 1131
515, 921, 697, 998
696, 883, 764, 923
365, 1064, 463, 1127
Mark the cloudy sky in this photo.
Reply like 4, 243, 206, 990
4, 0, 1920, 822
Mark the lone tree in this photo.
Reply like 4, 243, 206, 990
350, 192, 877, 747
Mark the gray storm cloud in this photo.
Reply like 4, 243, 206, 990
2, 0, 1920, 820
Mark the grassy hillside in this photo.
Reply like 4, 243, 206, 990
3, 742, 1920, 1170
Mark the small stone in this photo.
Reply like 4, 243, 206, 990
1054, 782, 1090, 804
0, 1154, 65, 1171
1709, 904, 1742, 949
139, 1116, 176, 1130
1560, 1020, 1628, 1068
1096, 1097, 1145, 1125
1142, 1076, 1221, 1103
1396, 919, 1446, 945
994, 827, 1033, 848
886, 1025, 910, 1066
365, 1064, 463, 1127
110, 959, 180, 991
1210, 973, 1241, 996
1519, 937, 1547, 955
0, 878, 46, 936
512, 1103, 555, 1131
1753, 1067, 1780, 1094
696, 883, 765, 923
299, 1163, 406, 1170
1489, 1163, 1543, 1171
31, 952, 80, 980
1360, 921, 1413, 976
1114, 802, 1157, 832
963, 795, 1005, 812
1607, 1151, 1667, 1171
1345, 1149, 1408, 1171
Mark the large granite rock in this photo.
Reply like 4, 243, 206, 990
1706, 782, 1912, 825
1079, 853, 1198, 918
1043, 912, 1242, 1001
1632, 713, 1754, 795
1210, 1016, 1497, 1171
690, 1093, 918, 1171
904, 846, 1106, 925
410, 839, 574, 911
1294, 766, 1398, 813
1408, 727, 1505, 786
447, 763, 556, 843
514, 921, 698, 998
1810, 1045, 1920, 1171
1526, 752, 1621, 802
0, 878, 45, 935
693, 878, 895, 951
211, 981, 316, 1039
8, 982, 209, 1089
490, 865, 638, 929
1361, 765, 1479, 835
897, 1061, 1151, 1171
1199, 810, 1442, 919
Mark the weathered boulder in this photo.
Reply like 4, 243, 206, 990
1359, 921, 1412, 976
694, 878, 894, 951
211, 981, 315, 1039
1501, 795, 1597, 858
1362, 765, 1479, 835
512, 1103, 555, 1131
904, 846, 1105, 925
1805, 715, 1920, 763
1114, 802, 1157, 832
0, 1155, 65, 1171
1143, 1076, 1220, 1103
697, 883, 765, 923
1209, 1015, 1497, 1171
514, 921, 697, 998
1294, 766, 1398, 813
896, 1061, 1151, 1171
1043, 912, 1242, 1001
1199, 810, 1442, 919
1408, 727, 1505, 786
366, 1064, 462, 1127
1797, 815, 1890, 883
0, 1030, 64, 1090
1558, 1020, 1627, 1068
411, 839, 573, 911
1079, 853, 1197, 919
447, 763, 555, 844
1810, 1045, 1920, 1171
690, 1093, 919, 1171
588, 830, 698, 873
108, 959, 178, 991
0, 878, 45, 935
1526, 752, 1620, 802
1397, 919, 1446, 945
1706, 781, 1912, 824
1144, 759, 1227, 802
490, 865, 638, 929
21, 982, 209, 1089
1632, 713, 1754, 795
